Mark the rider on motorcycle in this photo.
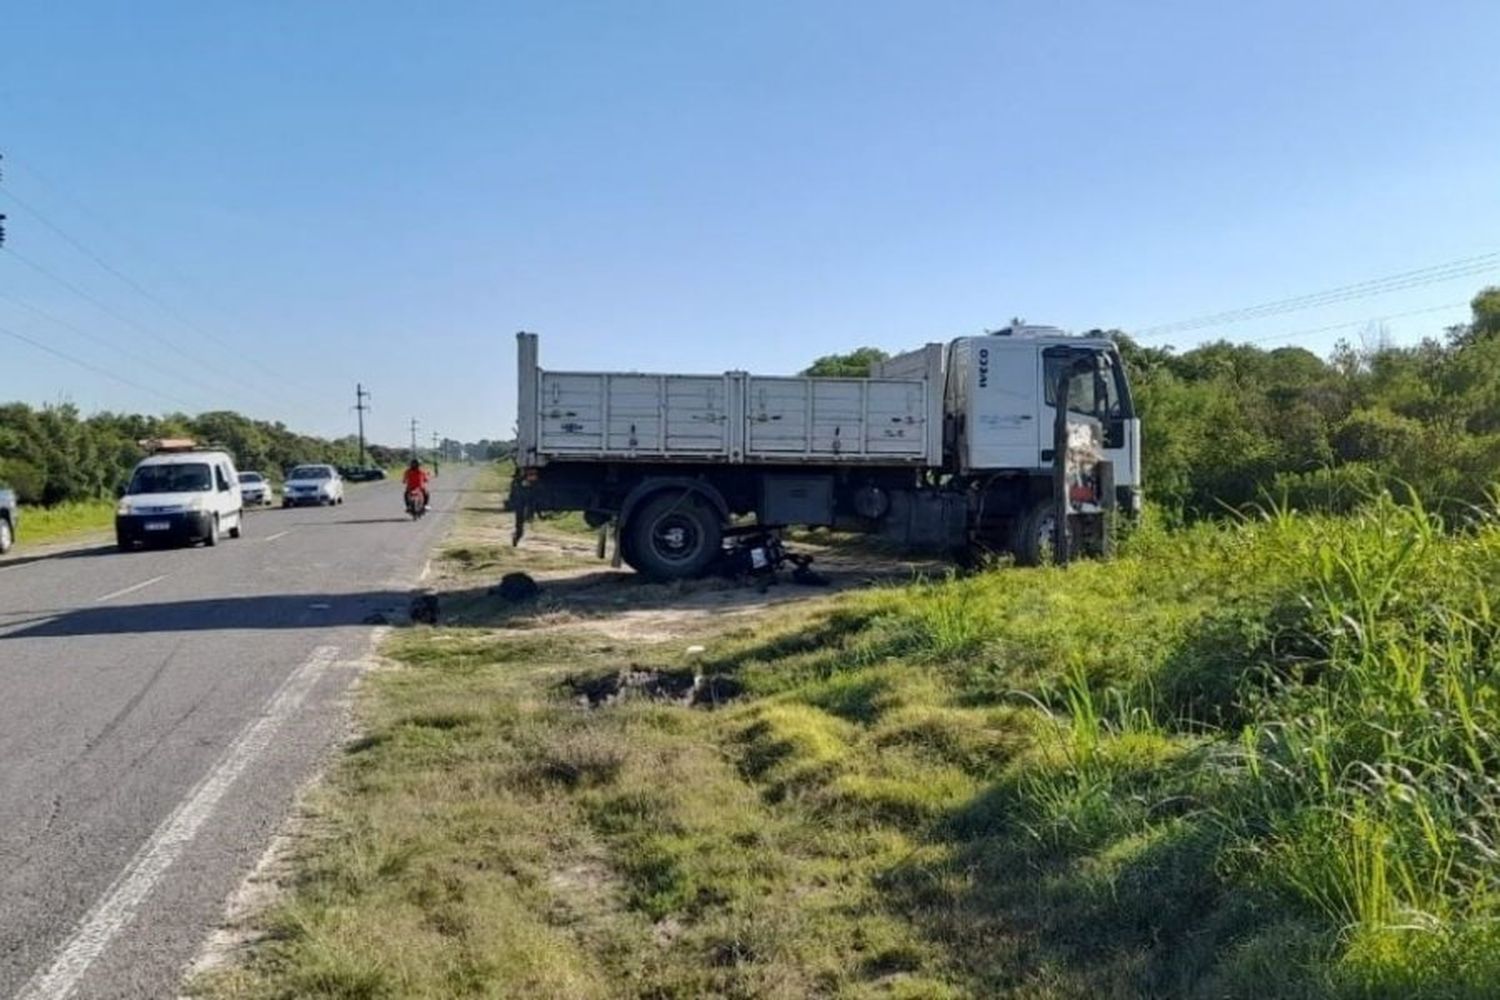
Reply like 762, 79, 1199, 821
402, 459, 430, 511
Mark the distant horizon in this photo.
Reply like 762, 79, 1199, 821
3, 281, 1495, 436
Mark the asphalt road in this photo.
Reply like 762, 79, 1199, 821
0, 470, 476, 999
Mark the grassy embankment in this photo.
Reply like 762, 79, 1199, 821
198, 483, 1500, 999
14, 499, 115, 545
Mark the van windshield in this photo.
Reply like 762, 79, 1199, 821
129, 463, 212, 494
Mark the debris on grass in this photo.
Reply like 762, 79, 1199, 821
490, 571, 541, 602
566, 668, 743, 709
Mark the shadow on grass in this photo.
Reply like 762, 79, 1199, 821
876, 773, 1314, 998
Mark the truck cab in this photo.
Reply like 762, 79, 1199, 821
940, 328, 1141, 511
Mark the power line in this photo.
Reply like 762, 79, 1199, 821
0, 319, 197, 409
4, 155, 208, 293
1225, 301, 1470, 349
1132, 251, 1500, 339
0, 288, 229, 404
1134, 252, 1498, 335
0, 169, 324, 398
0, 245, 276, 408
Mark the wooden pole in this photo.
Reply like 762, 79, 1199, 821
1052, 363, 1072, 566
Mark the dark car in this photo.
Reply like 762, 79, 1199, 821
0, 486, 17, 554
341, 466, 388, 483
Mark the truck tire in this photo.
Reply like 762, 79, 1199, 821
624, 492, 723, 581
618, 530, 640, 572
1012, 503, 1071, 567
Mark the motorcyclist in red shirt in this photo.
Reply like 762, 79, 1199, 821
402, 459, 430, 510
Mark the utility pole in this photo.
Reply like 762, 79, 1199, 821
354, 383, 372, 468
431, 431, 441, 476
409, 417, 419, 460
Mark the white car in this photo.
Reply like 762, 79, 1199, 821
238, 471, 274, 506
282, 464, 345, 507
116, 448, 244, 549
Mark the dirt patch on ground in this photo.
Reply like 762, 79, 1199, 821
435, 492, 942, 645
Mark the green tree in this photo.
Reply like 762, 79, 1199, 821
801, 347, 890, 377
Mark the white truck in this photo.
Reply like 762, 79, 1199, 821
510, 326, 1141, 579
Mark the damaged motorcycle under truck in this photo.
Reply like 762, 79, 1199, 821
508, 326, 1142, 581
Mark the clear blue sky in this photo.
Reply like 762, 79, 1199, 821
4, 1, 1499, 443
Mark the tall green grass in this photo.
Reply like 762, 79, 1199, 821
15, 499, 115, 545
704, 492, 1500, 995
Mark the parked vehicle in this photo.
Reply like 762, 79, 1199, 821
237, 471, 274, 506
283, 464, 345, 506
509, 327, 1141, 579
116, 443, 244, 549
0, 486, 16, 555
341, 466, 387, 482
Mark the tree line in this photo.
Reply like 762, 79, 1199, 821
0, 407, 407, 505
806, 286, 1500, 520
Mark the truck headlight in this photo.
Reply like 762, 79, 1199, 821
183, 495, 207, 512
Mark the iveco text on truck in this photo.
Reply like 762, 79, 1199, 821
509, 326, 1141, 579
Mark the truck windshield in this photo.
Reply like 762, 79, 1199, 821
129, 463, 213, 494
1044, 351, 1132, 420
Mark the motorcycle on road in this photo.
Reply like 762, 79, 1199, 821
405, 488, 427, 520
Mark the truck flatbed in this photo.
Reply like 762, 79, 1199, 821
516, 335, 946, 468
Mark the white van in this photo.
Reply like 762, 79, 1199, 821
116, 446, 244, 550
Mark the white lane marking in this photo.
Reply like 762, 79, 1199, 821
263, 531, 290, 542
94, 576, 166, 604
16, 644, 342, 1000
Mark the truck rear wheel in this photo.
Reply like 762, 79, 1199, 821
624, 493, 723, 581
618, 530, 640, 572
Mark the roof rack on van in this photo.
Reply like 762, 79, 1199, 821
138, 438, 228, 454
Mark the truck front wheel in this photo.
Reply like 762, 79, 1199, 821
1013, 503, 1071, 567
1012, 505, 1113, 566
624, 493, 723, 581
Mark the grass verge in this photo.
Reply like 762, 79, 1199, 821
15, 499, 115, 545
196, 491, 1500, 998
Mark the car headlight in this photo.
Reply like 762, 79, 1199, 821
183, 495, 207, 511
116, 500, 132, 516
